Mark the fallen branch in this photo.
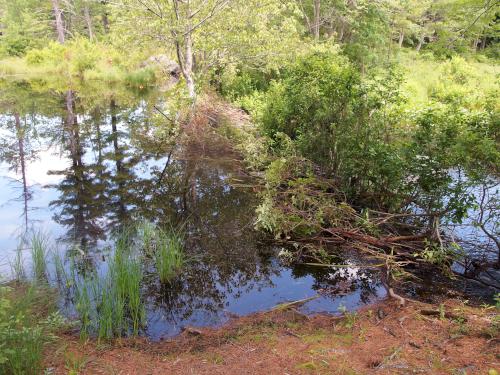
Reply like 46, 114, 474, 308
271, 295, 320, 311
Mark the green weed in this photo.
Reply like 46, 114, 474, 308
10, 244, 25, 282
30, 231, 48, 282
0, 284, 61, 375
72, 227, 147, 340
154, 228, 184, 283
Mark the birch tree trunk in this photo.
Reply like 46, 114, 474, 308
183, 32, 196, 100
84, 5, 94, 40
51, 0, 65, 43
313, 0, 321, 40
175, 31, 196, 101
416, 35, 424, 51
102, 1, 110, 33
398, 30, 404, 48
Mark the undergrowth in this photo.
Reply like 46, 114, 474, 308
0, 283, 65, 375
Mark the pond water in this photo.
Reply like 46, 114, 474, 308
0, 82, 384, 339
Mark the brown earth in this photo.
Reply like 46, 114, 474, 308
45, 298, 499, 375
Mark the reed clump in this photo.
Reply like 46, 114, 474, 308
73, 221, 184, 340
154, 229, 184, 283
137, 220, 185, 282
29, 231, 48, 283
74, 228, 145, 340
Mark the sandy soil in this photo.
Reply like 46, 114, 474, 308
45, 298, 499, 375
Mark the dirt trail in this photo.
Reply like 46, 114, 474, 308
46, 299, 499, 374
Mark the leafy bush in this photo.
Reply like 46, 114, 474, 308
124, 68, 156, 89
260, 52, 407, 207
218, 65, 274, 101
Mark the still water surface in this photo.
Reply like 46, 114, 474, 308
0, 83, 384, 339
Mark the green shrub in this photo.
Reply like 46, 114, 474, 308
124, 68, 156, 89
218, 66, 274, 101
260, 52, 407, 206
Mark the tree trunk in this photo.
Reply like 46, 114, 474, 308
338, 19, 345, 42
473, 37, 479, 51
416, 35, 424, 52
51, 0, 65, 43
313, 0, 321, 41
398, 30, 404, 48
176, 31, 196, 100
14, 113, 29, 229
480, 36, 486, 50
84, 6, 94, 40
102, 1, 110, 33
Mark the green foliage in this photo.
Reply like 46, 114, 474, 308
25, 38, 113, 78
0, 284, 63, 375
0, 0, 53, 57
124, 68, 156, 90
261, 52, 407, 207
243, 49, 498, 268
218, 66, 274, 101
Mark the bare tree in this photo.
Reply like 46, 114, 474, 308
52, 0, 66, 43
83, 4, 94, 40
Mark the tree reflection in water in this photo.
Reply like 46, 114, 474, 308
0, 84, 384, 339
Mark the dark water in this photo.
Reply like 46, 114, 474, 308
0, 81, 384, 339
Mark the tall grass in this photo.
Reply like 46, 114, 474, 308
30, 232, 48, 282
155, 229, 184, 283
73, 228, 145, 340
17, 221, 184, 341
137, 220, 157, 256
137, 220, 185, 282
51, 249, 66, 285
123, 67, 156, 89
10, 244, 25, 282
74, 278, 92, 340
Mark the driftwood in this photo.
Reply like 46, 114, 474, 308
321, 227, 427, 249
271, 295, 320, 311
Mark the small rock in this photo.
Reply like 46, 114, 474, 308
182, 326, 203, 336
377, 309, 386, 319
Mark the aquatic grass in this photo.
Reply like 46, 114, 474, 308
10, 244, 25, 282
74, 278, 93, 340
124, 259, 144, 335
137, 220, 157, 256
155, 228, 184, 283
135, 220, 185, 282
71, 227, 145, 340
71, 222, 182, 340
123, 67, 156, 89
51, 249, 66, 285
29, 231, 49, 282
96, 283, 118, 340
